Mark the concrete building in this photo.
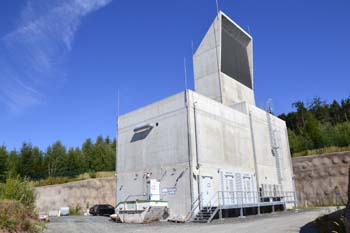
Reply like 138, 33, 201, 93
116, 11, 296, 222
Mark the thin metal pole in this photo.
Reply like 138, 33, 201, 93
215, 0, 219, 15
184, 57, 188, 91
191, 40, 194, 55
241, 198, 243, 217
117, 89, 120, 119
115, 89, 120, 206
219, 192, 223, 220
184, 90, 194, 210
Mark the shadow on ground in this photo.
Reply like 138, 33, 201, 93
300, 209, 347, 233
300, 222, 318, 233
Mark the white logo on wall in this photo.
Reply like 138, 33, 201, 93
162, 187, 177, 195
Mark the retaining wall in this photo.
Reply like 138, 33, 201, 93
35, 177, 116, 213
293, 152, 350, 206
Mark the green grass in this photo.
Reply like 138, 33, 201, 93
292, 146, 350, 158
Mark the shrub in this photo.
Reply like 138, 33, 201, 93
0, 200, 44, 233
0, 177, 35, 207
70, 203, 82, 216
88, 172, 96, 179
0, 178, 44, 233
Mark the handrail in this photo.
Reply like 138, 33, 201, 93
116, 194, 147, 210
195, 190, 297, 223
185, 194, 202, 221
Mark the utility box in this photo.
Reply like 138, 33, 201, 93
148, 179, 160, 201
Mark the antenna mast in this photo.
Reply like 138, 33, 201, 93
116, 89, 120, 131
215, 0, 219, 15
184, 57, 188, 91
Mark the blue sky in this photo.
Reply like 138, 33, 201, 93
0, 0, 349, 150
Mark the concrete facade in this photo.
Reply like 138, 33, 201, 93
193, 12, 255, 106
116, 12, 295, 220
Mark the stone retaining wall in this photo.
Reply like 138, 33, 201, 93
35, 177, 116, 213
293, 152, 350, 207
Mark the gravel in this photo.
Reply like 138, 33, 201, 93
45, 207, 335, 233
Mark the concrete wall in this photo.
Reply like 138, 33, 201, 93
35, 177, 116, 213
193, 13, 222, 103
221, 73, 255, 107
117, 92, 192, 218
248, 103, 294, 193
117, 89, 295, 219
193, 11, 255, 106
293, 152, 350, 206
188, 92, 294, 197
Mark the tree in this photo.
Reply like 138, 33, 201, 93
0, 136, 117, 182
65, 148, 83, 177
341, 97, 350, 122
329, 100, 341, 125
44, 141, 66, 177
18, 143, 35, 179
0, 146, 7, 182
32, 147, 45, 180
82, 139, 94, 171
308, 97, 329, 123
292, 101, 307, 131
6, 150, 19, 178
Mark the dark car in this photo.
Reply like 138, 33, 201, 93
89, 204, 115, 216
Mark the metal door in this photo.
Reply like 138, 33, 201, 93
200, 176, 214, 207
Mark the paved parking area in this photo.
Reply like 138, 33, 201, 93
45, 208, 335, 233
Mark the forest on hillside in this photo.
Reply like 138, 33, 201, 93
279, 97, 350, 156
0, 136, 116, 183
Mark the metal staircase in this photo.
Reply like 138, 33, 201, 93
192, 207, 218, 223
188, 190, 296, 223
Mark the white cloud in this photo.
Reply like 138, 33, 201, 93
0, 0, 112, 112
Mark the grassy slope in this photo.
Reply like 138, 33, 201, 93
31, 171, 115, 187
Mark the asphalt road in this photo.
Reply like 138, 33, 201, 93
45, 208, 336, 233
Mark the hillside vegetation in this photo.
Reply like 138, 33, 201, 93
0, 136, 116, 184
0, 177, 43, 232
279, 97, 350, 157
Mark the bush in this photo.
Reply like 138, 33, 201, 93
0, 177, 36, 207
88, 172, 96, 179
0, 200, 44, 233
70, 203, 82, 216
0, 177, 43, 233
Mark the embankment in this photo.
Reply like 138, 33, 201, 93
293, 151, 350, 206
35, 177, 115, 212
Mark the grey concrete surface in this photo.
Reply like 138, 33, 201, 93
45, 208, 335, 233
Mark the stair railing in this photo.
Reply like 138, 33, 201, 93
185, 194, 202, 221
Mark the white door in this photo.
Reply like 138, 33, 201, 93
201, 176, 215, 207
243, 175, 253, 204
224, 175, 235, 206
